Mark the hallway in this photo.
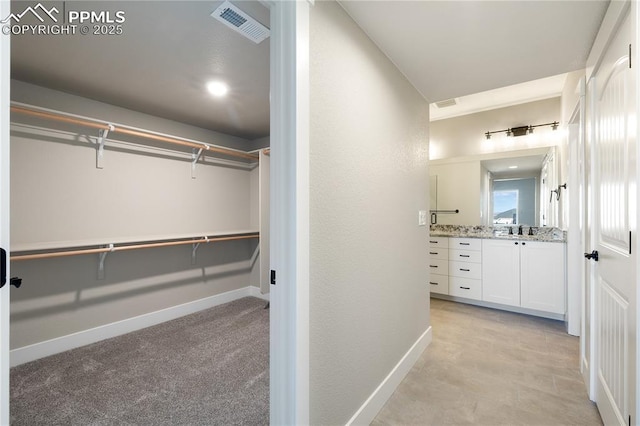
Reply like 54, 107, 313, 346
373, 299, 602, 425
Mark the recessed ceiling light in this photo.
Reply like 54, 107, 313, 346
206, 81, 229, 97
508, 166, 518, 169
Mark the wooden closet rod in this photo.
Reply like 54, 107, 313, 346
11, 104, 259, 161
10, 234, 259, 262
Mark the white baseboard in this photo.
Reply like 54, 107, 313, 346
346, 326, 433, 425
10, 286, 267, 367
249, 286, 270, 301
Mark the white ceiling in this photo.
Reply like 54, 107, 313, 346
340, 0, 609, 103
429, 73, 568, 121
11, 1, 610, 140
482, 154, 546, 176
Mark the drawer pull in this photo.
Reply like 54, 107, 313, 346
460, 286, 471, 290
429, 252, 438, 255
429, 282, 438, 285
460, 268, 470, 272
430, 265, 438, 268
459, 254, 470, 258
460, 242, 470, 246
429, 241, 438, 244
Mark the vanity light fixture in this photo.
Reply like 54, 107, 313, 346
206, 81, 229, 97
484, 121, 559, 140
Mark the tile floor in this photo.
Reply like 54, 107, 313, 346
372, 298, 602, 425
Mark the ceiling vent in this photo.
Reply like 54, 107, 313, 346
435, 98, 457, 108
211, 1, 270, 44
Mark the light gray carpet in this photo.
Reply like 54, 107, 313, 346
10, 297, 269, 425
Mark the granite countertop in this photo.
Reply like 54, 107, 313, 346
429, 225, 566, 243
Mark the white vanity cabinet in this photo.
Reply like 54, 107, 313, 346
428, 237, 449, 295
520, 241, 565, 314
448, 238, 482, 300
482, 239, 565, 315
481, 239, 520, 306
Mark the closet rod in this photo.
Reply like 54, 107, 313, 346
10, 234, 259, 262
11, 104, 259, 161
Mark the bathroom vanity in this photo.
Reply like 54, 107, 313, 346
429, 225, 566, 320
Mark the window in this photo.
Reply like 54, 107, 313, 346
493, 190, 518, 224
492, 177, 537, 226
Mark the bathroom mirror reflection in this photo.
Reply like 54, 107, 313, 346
429, 147, 556, 227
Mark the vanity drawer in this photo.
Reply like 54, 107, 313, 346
429, 237, 449, 248
449, 238, 481, 251
429, 259, 448, 273
428, 274, 449, 295
449, 260, 482, 280
428, 247, 448, 260
449, 249, 481, 264
449, 277, 481, 300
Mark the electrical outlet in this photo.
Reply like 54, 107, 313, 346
418, 210, 427, 226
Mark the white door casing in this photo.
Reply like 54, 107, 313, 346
0, 0, 10, 422
259, 150, 270, 295
567, 78, 586, 338
589, 4, 637, 424
268, 0, 311, 424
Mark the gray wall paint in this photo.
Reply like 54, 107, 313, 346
309, 2, 430, 424
10, 82, 258, 349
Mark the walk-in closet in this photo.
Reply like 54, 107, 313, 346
6, 1, 271, 423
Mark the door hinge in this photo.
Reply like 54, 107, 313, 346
270, 270, 276, 285
629, 414, 631, 426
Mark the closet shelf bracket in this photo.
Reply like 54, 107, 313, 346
97, 243, 114, 280
191, 237, 209, 265
191, 146, 208, 179
96, 124, 114, 169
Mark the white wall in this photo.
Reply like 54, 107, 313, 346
430, 161, 482, 225
309, 2, 430, 424
430, 97, 562, 160
10, 81, 259, 349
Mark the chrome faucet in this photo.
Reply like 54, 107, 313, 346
518, 225, 523, 235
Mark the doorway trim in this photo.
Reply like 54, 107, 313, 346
0, 0, 10, 422
268, 1, 311, 424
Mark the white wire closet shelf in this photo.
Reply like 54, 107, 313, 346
10, 102, 260, 162
11, 231, 260, 262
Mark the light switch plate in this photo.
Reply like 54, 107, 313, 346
418, 210, 427, 226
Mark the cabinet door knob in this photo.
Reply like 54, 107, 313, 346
515, 242, 519, 245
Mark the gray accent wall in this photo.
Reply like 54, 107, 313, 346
309, 2, 430, 424
10, 81, 260, 349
